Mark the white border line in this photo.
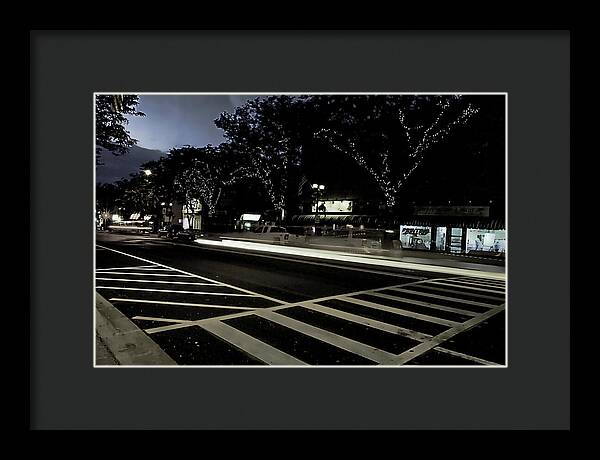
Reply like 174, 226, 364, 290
93, 92, 508, 368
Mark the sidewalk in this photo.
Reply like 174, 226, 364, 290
95, 333, 118, 365
95, 292, 177, 366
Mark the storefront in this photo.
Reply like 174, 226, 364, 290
399, 205, 505, 256
183, 199, 202, 230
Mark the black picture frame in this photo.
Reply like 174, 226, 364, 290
30, 30, 570, 430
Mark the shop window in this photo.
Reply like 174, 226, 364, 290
466, 229, 507, 253
400, 225, 432, 250
435, 227, 446, 251
450, 228, 463, 253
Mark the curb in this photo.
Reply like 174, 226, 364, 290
95, 292, 177, 366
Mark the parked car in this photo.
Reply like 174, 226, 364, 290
251, 225, 290, 242
175, 229, 197, 242
158, 223, 184, 239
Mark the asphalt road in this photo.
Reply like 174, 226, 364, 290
95, 231, 507, 366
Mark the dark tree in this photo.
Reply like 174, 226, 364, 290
167, 144, 250, 220
311, 95, 479, 211
95, 94, 145, 165
214, 96, 307, 219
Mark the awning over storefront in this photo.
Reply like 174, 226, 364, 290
291, 214, 505, 230
400, 217, 505, 230
291, 214, 383, 226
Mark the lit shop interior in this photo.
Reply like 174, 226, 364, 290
398, 224, 506, 255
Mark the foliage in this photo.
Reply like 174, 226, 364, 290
95, 94, 145, 164
311, 95, 479, 210
167, 144, 250, 217
214, 96, 308, 212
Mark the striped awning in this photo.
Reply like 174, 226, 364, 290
399, 217, 505, 230
291, 214, 505, 230
291, 214, 381, 225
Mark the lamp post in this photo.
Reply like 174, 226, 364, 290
311, 183, 325, 231
142, 168, 159, 232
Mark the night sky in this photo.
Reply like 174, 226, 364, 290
125, 94, 260, 151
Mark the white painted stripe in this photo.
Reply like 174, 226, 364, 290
389, 287, 498, 308
109, 298, 257, 310
95, 272, 195, 277
267, 280, 432, 311
95, 278, 219, 286
255, 309, 399, 364
97, 245, 286, 304
300, 302, 432, 342
389, 306, 505, 365
408, 284, 506, 302
427, 279, 506, 294
366, 292, 478, 317
455, 276, 505, 283
340, 296, 458, 327
132, 316, 192, 324
199, 321, 307, 365
96, 265, 161, 271
452, 278, 506, 287
97, 286, 256, 296
132, 279, 465, 338
108, 267, 172, 271
435, 347, 500, 366
144, 309, 258, 334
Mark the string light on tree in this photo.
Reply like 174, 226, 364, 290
314, 95, 479, 210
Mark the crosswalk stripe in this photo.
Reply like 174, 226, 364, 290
96, 244, 286, 304
435, 347, 500, 366
109, 298, 257, 310
366, 292, 478, 317
388, 306, 505, 365
255, 309, 399, 364
451, 278, 506, 288
95, 272, 194, 277
300, 302, 432, 342
97, 286, 256, 296
95, 278, 219, 286
144, 310, 258, 335
199, 320, 307, 365
340, 296, 459, 327
96, 265, 161, 271
132, 316, 192, 324
426, 279, 506, 294
408, 284, 506, 302
107, 267, 173, 271
388, 287, 499, 308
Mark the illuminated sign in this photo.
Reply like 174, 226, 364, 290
240, 214, 261, 221
399, 225, 432, 250
311, 200, 353, 213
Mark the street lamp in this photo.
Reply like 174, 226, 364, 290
143, 169, 152, 176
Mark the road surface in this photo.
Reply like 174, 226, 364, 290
95, 232, 506, 366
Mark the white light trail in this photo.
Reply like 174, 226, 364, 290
194, 238, 505, 280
